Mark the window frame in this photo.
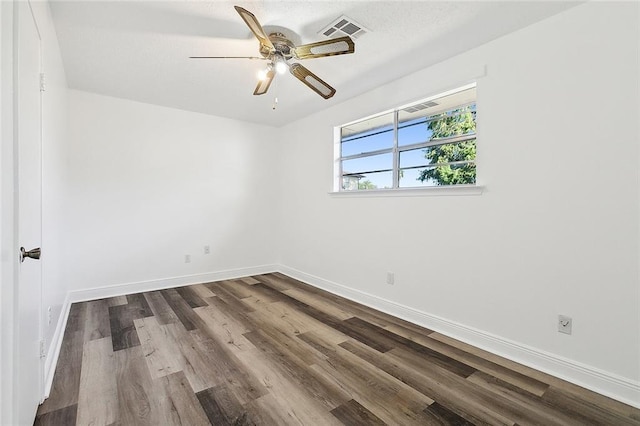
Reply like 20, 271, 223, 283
334, 83, 480, 195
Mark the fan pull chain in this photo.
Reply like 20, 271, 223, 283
272, 73, 280, 110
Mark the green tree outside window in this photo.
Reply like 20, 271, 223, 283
418, 106, 476, 185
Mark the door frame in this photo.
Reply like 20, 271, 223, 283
1, 1, 45, 423
0, 0, 18, 423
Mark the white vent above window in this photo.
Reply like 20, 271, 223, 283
319, 15, 369, 39
402, 101, 439, 114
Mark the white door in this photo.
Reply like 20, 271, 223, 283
15, 1, 44, 424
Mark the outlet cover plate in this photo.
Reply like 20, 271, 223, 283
558, 315, 572, 335
386, 272, 394, 285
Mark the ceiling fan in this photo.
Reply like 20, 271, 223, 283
190, 6, 355, 100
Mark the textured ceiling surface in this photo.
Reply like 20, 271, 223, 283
49, 1, 580, 126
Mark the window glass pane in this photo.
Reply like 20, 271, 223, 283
398, 168, 434, 188
341, 152, 392, 175
342, 171, 393, 191
399, 140, 476, 170
399, 106, 477, 146
398, 116, 432, 146
400, 162, 476, 188
427, 105, 476, 143
341, 112, 394, 157
424, 139, 476, 165
399, 147, 435, 169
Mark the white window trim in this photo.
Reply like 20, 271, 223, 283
328, 185, 484, 198
334, 82, 480, 194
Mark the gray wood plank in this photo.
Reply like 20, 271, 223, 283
115, 346, 182, 425
158, 371, 210, 425
108, 304, 141, 351
34, 404, 77, 426
126, 293, 154, 317
196, 385, 254, 425
84, 299, 112, 341
159, 288, 198, 331
422, 402, 475, 426
330, 399, 386, 425
143, 290, 180, 325
175, 286, 208, 308
76, 337, 117, 425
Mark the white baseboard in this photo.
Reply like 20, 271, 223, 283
277, 265, 640, 409
43, 293, 71, 400
68, 264, 278, 303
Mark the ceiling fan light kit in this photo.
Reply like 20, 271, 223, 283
190, 6, 356, 101
274, 59, 288, 75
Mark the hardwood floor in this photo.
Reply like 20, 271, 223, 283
35, 273, 640, 425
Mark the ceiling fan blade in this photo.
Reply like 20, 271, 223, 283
293, 36, 355, 59
189, 56, 267, 60
253, 70, 275, 96
289, 63, 336, 99
234, 6, 274, 51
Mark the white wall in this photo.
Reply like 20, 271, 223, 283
278, 1, 639, 403
61, 91, 280, 294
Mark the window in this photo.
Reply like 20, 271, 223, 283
338, 84, 477, 191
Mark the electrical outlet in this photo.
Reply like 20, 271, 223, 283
185, 254, 191, 263
386, 272, 395, 285
204, 245, 210, 254
558, 315, 572, 335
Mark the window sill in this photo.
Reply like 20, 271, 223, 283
328, 185, 484, 198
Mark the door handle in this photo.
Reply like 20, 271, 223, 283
20, 247, 41, 263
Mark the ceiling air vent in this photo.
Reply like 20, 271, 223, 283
319, 15, 369, 39
402, 101, 439, 113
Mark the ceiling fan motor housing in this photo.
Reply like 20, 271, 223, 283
260, 33, 295, 60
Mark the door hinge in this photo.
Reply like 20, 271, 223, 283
39, 340, 46, 359
39, 73, 46, 92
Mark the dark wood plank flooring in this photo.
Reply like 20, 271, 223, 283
35, 273, 640, 425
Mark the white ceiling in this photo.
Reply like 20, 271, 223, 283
49, 1, 580, 127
